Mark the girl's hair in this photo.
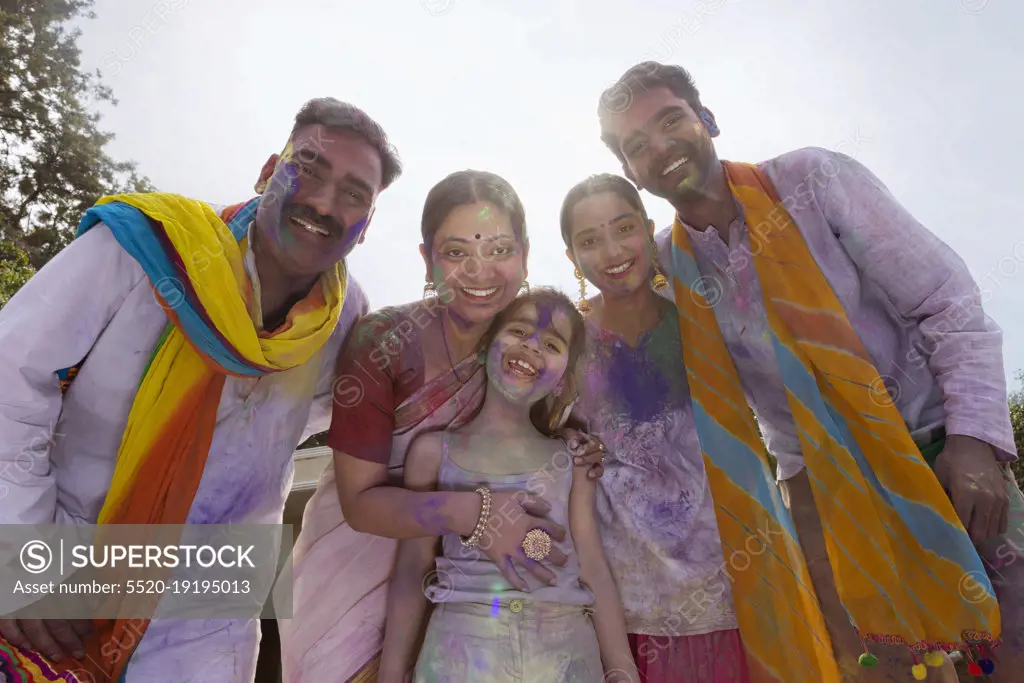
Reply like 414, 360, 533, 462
421, 170, 528, 260
478, 287, 586, 436
558, 173, 648, 249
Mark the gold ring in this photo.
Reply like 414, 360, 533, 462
521, 529, 552, 561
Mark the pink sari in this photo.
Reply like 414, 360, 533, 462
279, 355, 485, 682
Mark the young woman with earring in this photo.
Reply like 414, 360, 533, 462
559, 174, 749, 682
282, 170, 606, 682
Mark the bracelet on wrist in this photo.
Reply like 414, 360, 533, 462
460, 486, 491, 548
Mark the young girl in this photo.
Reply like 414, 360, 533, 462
559, 174, 748, 682
379, 288, 639, 683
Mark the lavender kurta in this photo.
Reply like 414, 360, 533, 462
0, 222, 368, 682
655, 147, 1017, 480
573, 312, 737, 638
654, 147, 1023, 679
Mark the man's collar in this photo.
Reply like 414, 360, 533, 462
243, 220, 265, 330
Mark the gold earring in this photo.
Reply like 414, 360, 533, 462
423, 277, 437, 299
650, 238, 669, 292
520, 280, 530, 294
573, 267, 591, 314
254, 180, 268, 194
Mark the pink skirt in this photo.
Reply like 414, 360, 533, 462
628, 629, 751, 683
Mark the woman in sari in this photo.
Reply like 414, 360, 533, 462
280, 170, 605, 682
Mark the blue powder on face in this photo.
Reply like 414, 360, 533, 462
535, 302, 553, 330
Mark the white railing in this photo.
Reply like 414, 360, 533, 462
290, 446, 333, 493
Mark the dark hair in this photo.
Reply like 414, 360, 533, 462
479, 287, 586, 436
598, 62, 703, 163
559, 173, 648, 249
291, 97, 403, 190
421, 170, 527, 260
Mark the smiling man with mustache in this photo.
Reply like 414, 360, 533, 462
597, 61, 1020, 682
0, 97, 400, 683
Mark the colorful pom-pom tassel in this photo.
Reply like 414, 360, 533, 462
968, 661, 983, 676
857, 653, 878, 668
979, 658, 995, 674
924, 650, 945, 667
911, 663, 927, 680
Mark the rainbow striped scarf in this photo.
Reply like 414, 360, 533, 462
670, 162, 999, 682
0, 193, 346, 683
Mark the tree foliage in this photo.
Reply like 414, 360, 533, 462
0, 0, 152, 308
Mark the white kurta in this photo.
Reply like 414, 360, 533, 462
0, 223, 368, 682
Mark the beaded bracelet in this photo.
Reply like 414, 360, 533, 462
460, 486, 492, 548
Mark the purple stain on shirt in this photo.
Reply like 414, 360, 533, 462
604, 333, 672, 424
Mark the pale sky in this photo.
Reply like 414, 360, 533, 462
74, 0, 1023, 386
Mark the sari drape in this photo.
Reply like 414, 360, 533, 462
279, 355, 485, 682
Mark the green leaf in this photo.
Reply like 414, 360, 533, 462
0, 0, 154, 278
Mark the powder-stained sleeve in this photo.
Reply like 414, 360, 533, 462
326, 309, 404, 464
792, 147, 1016, 460
0, 225, 146, 523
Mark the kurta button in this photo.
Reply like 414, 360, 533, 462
509, 599, 523, 613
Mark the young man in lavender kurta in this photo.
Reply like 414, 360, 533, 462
0, 98, 398, 682
597, 61, 1021, 681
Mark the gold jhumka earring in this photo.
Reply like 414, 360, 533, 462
520, 280, 530, 294
573, 266, 591, 314
650, 238, 669, 292
423, 277, 437, 299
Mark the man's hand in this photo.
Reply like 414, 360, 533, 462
0, 618, 91, 662
557, 428, 606, 479
934, 435, 1009, 543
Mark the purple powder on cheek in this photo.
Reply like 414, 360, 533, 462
485, 338, 513, 384
329, 213, 369, 260
265, 162, 301, 248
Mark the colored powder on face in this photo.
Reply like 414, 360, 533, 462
535, 302, 553, 330
484, 337, 518, 400
264, 161, 300, 248
334, 213, 369, 259
531, 302, 553, 382
430, 262, 445, 287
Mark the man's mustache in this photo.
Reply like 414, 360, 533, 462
282, 203, 345, 236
